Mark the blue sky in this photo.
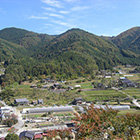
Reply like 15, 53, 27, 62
0, 0, 140, 36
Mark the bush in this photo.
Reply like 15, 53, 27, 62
5, 133, 19, 140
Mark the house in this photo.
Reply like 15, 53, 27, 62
32, 100, 37, 105
42, 85, 47, 89
104, 76, 111, 78
34, 133, 42, 139
74, 85, 81, 88
30, 84, 37, 88
45, 78, 55, 83
14, 98, 29, 106
71, 97, 84, 105
120, 78, 136, 87
67, 86, 74, 90
38, 99, 43, 104
19, 131, 35, 140
97, 83, 104, 88
54, 83, 62, 89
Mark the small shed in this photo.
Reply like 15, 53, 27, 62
38, 99, 43, 104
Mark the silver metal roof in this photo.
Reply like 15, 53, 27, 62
94, 105, 130, 110
25, 106, 74, 114
15, 98, 29, 103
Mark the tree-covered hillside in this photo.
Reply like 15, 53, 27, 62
37, 28, 120, 70
111, 27, 140, 55
0, 27, 55, 53
0, 38, 29, 61
0, 27, 140, 86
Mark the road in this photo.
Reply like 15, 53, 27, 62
12, 107, 24, 135
0, 100, 24, 137
112, 87, 140, 108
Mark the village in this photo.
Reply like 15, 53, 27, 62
0, 65, 140, 139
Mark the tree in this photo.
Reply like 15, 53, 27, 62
5, 133, 19, 140
74, 105, 140, 140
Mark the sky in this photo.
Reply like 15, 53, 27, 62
0, 0, 140, 36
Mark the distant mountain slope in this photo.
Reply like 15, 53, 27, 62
36, 28, 122, 70
111, 27, 140, 54
0, 27, 140, 72
0, 37, 29, 61
0, 27, 55, 53
1, 27, 140, 86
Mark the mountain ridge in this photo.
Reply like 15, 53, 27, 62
0, 26, 140, 85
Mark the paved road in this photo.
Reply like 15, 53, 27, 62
12, 107, 24, 135
0, 100, 24, 137
132, 99, 140, 108
112, 87, 140, 108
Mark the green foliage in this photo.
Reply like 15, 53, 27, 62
74, 105, 140, 139
5, 133, 19, 140
0, 27, 140, 86
0, 88, 14, 100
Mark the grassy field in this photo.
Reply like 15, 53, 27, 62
122, 88, 140, 98
80, 89, 127, 101
118, 109, 140, 115
6, 82, 139, 106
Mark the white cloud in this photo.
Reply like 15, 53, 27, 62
29, 15, 48, 20
41, 0, 63, 8
71, 6, 90, 11
44, 13, 64, 18
42, 7, 56, 12
59, 10, 70, 14
51, 20, 75, 28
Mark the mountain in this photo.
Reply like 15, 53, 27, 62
111, 27, 140, 55
0, 27, 140, 86
36, 28, 121, 70
0, 37, 29, 62
0, 27, 55, 53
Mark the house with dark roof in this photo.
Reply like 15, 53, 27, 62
19, 131, 35, 140
38, 99, 43, 104
120, 78, 136, 87
14, 98, 29, 106
71, 97, 84, 105
54, 83, 62, 89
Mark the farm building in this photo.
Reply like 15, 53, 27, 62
22, 105, 74, 114
77, 105, 130, 113
94, 105, 130, 111
14, 98, 29, 106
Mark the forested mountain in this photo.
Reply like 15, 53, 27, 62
0, 27, 140, 86
0, 27, 55, 53
111, 27, 140, 55
0, 37, 29, 61
36, 28, 120, 70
